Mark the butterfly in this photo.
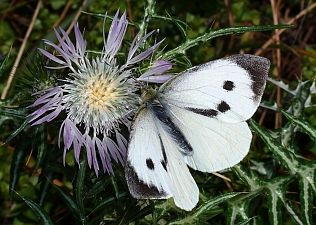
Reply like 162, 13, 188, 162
125, 54, 270, 211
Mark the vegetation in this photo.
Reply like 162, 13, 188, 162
1, 0, 316, 224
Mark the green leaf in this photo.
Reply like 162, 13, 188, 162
281, 110, 316, 142
248, 119, 299, 172
38, 169, 55, 207
74, 151, 87, 223
110, 175, 120, 199
168, 193, 242, 225
85, 176, 111, 198
9, 135, 31, 200
285, 201, 305, 225
298, 164, 316, 225
33, 124, 47, 171
0, 50, 10, 78
164, 24, 292, 59
226, 191, 262, 225
20, 196, 54, 225
3, 117, 31, 144
265, 175, 296, 225
91, 192, 126, 213
53, 184, 81, 220
0, 106, 28, 119
47, 163, 75, 181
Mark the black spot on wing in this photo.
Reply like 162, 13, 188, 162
217, 101, 230, 113
125, 160, 168, 198
226, 54, 270, 103
223, 80, 235, 91
146, 158, 155, 170
185, 107, 218, 118
186, 101, 230, 117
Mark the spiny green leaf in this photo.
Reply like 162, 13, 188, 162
20, 196, 54, 225
168, 193, 242, 225
267, 77, 297, 95
164, 24, 292, 59
232, 164, 264, 190
298, 165, 316, 225
285, 201, 305, 225
265, 175, 296, 225
235, 218, 254, 225
249, 119, 299, 172
281, 110, 316, 142
226, 190, 262, 225
260, 100, 279, 112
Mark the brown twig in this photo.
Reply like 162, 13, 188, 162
126, 0, 136, 39
224, 0, 236, 50
51, 0, 72, 29
1, 0, 43, 99
255, 2, 316, 56
270, 0, 282, 129
65, 0, 89, 35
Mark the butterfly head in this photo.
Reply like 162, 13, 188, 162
141, 86, 158, 103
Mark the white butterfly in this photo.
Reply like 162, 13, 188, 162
125, 54, 270, 211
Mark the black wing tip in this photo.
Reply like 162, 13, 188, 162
226, 54, 270, 103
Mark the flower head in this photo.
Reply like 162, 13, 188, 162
29, 10, 171, 175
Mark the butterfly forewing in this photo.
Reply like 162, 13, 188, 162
160, 54, 270, 123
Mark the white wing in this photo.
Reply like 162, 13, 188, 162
160, 54, 270, 123
167, 104, 252, 172
158, 54, 269, 172
125, 105, 199, 210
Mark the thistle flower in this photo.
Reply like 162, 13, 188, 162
28, 10, 171, 175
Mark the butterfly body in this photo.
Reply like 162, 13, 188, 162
125, 54, 270, 210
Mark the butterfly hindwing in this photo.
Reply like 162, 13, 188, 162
125, 104, 199, 210
166, 104, 252, 172
155, 118, 199, 210
160, 54, 270, 123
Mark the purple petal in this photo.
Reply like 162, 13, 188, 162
74, 22, 86, 56
127, 30, 155, 62
104, 10, 128, 60
126, 39, 165, 66
91, 138, 99, 176
38, 48, 66, 65
60, 28, 75, 52
138, 60, 172, 79
84, 135, 93, 168
138, 75, 173, 83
